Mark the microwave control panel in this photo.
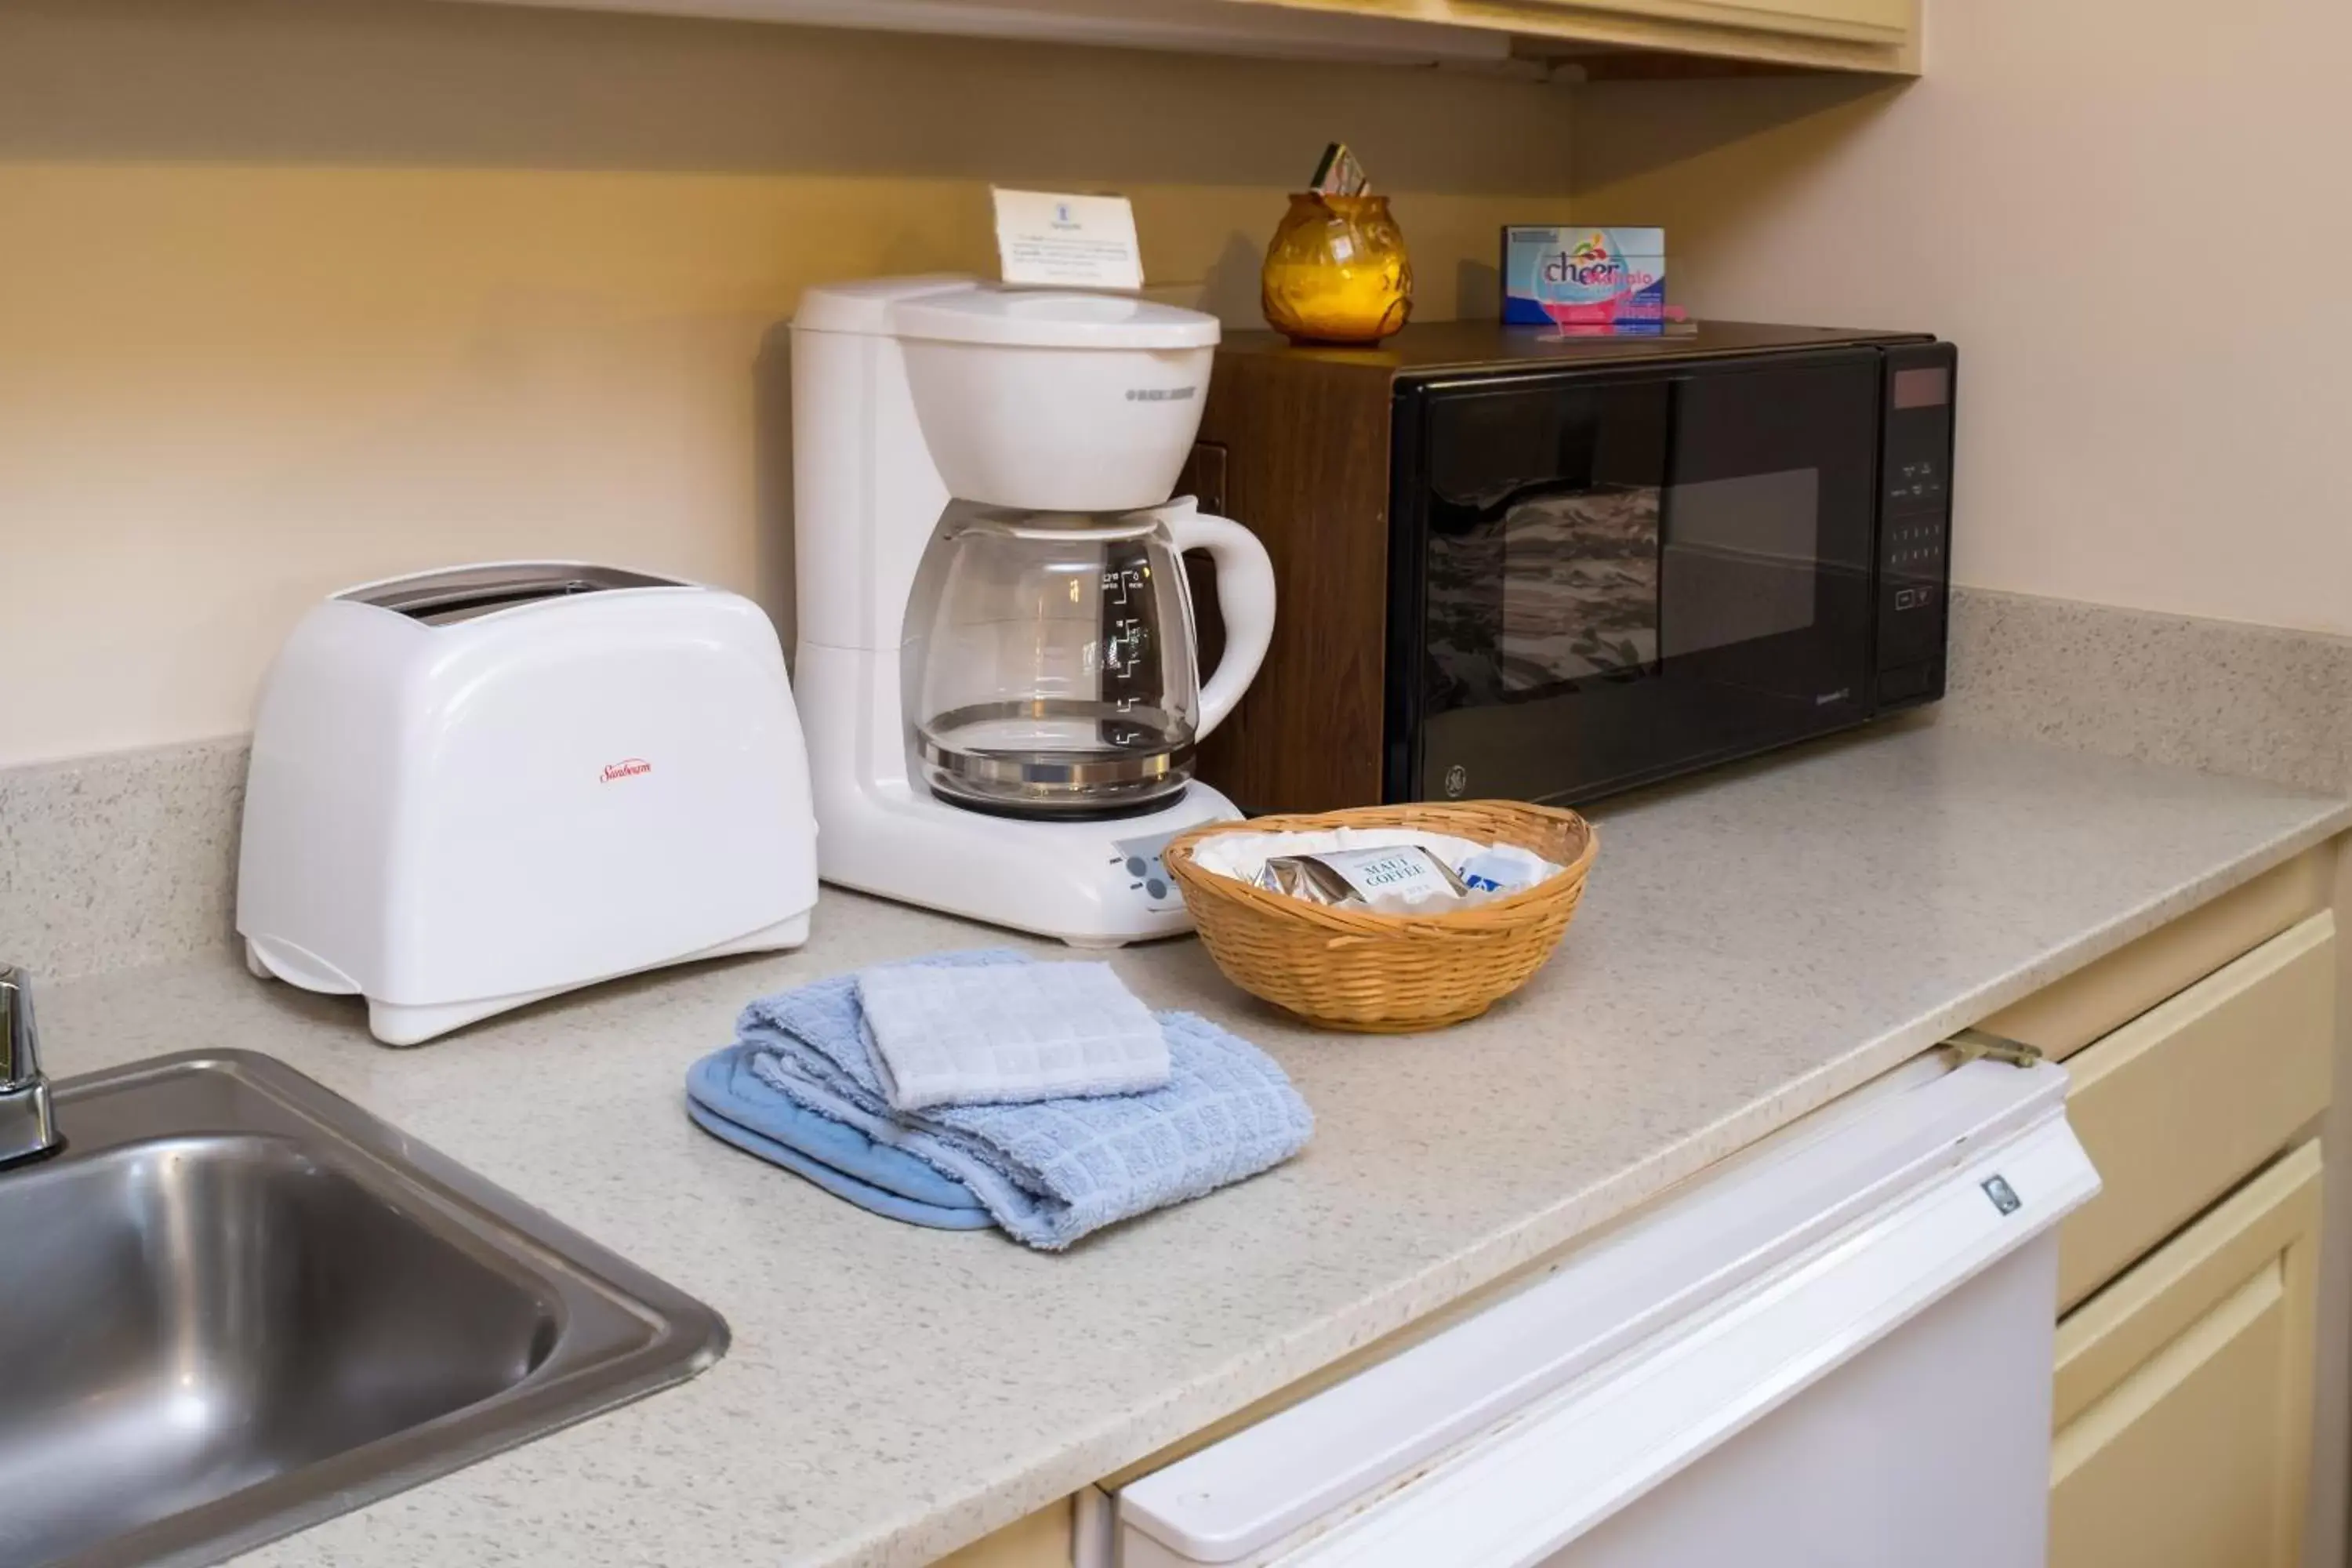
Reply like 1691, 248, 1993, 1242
1876, 342, 1958, 700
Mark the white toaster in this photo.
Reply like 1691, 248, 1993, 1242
237, 562, 818, 1045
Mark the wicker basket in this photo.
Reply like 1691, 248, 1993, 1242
1163, 802, 1599, 1033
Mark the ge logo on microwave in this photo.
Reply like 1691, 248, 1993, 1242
1443, 764, 1468, 798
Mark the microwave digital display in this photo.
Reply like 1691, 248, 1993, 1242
1893, 366, 1951, 408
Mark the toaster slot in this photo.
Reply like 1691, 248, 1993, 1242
343, 564, 681, 626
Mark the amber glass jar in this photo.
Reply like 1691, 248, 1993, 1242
1260, 193, 1413, 345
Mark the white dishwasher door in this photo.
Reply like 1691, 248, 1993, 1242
1525, 1233, 2060, 1567
1117, 1055, 2100, 1568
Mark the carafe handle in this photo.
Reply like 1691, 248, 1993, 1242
1163, 501, 1276, 742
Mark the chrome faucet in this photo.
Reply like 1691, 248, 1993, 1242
0, 966, 60, 1167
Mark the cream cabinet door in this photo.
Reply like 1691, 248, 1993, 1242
1494, 0, 1911, 44
2054, 912, 2336, 1310
2049, 1141, 2322, 1568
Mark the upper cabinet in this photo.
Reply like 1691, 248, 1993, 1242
452, 0, 1922, 75
1381, 0, 1921, 71
1504, 0, 1912, 43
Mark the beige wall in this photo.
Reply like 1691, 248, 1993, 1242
0, 0, 1575, 767
1573, 0, 2352, 639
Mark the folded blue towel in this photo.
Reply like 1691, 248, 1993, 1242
733, 949, 1314, 1250
685, 1045, 993, 1230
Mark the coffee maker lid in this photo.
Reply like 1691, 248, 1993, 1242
794, 276, 979, 336
890, 285, 1221, 350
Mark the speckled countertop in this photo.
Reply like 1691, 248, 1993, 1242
34, 724, 2352, 1568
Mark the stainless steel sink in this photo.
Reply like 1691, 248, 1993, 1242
0, 1051, 728, 1568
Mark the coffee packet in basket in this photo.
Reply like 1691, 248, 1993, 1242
1259, 844, 1472, 914
1203, 827, 1565, 914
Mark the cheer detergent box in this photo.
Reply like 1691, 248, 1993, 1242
1502, 226, 1667, 328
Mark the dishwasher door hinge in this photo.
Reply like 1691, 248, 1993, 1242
1944, 1027, 2045, 1069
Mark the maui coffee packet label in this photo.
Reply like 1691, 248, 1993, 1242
1260, 844, 1470, 913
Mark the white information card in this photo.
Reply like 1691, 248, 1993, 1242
992, 188, 1145, 291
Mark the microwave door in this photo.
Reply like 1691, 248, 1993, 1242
1407, 374, 1672, 805
1398, 350, 1882, 806
1652, 355, 1880, 746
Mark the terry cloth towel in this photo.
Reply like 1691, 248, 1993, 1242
684, 1044, 993, 1231
738, 950, 1313, 1251
855, 959, 1170, 1111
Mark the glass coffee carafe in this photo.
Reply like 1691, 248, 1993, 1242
909, 500, 1275, 818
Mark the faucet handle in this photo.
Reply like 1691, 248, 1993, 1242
0, 967, 55, 1167
0, 967, 37, 1090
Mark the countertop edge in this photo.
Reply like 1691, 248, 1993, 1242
837, 797, 2352, 1568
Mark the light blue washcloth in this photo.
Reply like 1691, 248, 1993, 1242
738, 950, 1314, 1251
856, 959, 1170, 1110
684, 1045, 993, 1231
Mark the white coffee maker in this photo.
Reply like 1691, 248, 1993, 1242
789, 278, 1276, 945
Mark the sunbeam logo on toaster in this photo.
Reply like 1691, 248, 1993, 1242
599, 757, 653, 783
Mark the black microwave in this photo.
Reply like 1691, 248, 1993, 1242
1187, 320, 1956, 814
